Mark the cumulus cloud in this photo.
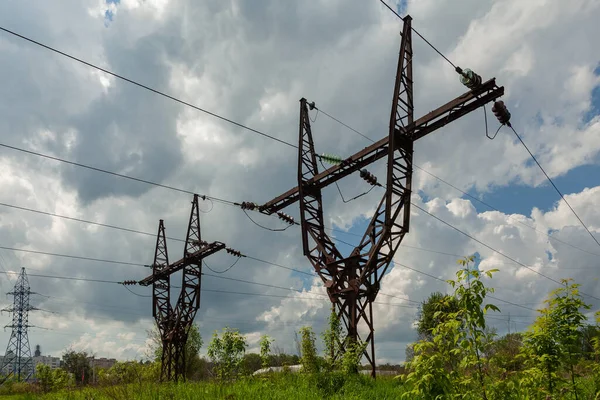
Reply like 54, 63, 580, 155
0, 0, 598, 364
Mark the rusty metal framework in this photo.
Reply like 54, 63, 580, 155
139, 194, 225, 382
258, 15, 504, 377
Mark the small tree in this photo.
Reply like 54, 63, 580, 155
207, 327, 247, 380
259, 335, 274, 370
417, 291, 460, 341
403, 256, 499, 400
451, 257, 499, 400
37, 364, 72, 392
321, 308, 342, 371
62, 349, 92, 386
523, 279, 590, 398
36, 364, 54, 393
299, 326, 319, 373
341, 338, 366, 374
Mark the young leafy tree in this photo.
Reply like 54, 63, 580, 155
299, 326, 319, 373
451, 256, 499, 400
548, 279, 590, 399
259, 334, 274, 370
403, 256, 499, 400
488, 332, 524, 372
321, 308, 342, 371
207, 327, 247, 380
341, 338, 366, 374
591, 311, 600, 394
62, 349, 92, 386
402, 308, 462, 399
522, 279, 591, 398
417, 291, 460, 340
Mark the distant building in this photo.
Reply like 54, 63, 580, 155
33, 355, 61, 369
0, 351, 36, 378
34, 345, 41, 358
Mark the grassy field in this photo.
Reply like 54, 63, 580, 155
2, 373, 405, 400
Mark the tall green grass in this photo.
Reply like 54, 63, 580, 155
5, 373, 406, 400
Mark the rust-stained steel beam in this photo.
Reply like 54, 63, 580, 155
259, 78, 503, 215
271, 14, 505, 379
141, 194, 225, 383
139, 241, 225, 287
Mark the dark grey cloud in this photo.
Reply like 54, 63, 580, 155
0, 0, 599, 363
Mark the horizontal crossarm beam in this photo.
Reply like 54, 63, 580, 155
139, 241, 226, 286
259, 79, 503, 214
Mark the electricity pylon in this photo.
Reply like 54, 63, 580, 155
0, 268, 36, 383
137, 194, 226, 382
257, 15, 505, 376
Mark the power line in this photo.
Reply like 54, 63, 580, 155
411, 203, 600, 302
317, 108, 375, 143
1, 200, 592, 304
394, 262, 537, 312
0, 144, 504, 263
2, 196, 596, 303
0, 200, 477, 275
510, 125, 600, 249
0, 143, 236, 206
0, 245, 145, 267
378, 0, 457, 69
0, 271, 124, 285
315, 105, 600, 259
0, 27, 297, 150
202, 272, 328, 297
413, 165, 600, 258
203, 258, 241, 274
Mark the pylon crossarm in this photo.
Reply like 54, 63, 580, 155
258, 78, 503, 214
139, 241, 225, 286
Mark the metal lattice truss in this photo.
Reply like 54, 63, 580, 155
139, 194, 225, 382
0, 268, 35, 383
258, 15, 504, 377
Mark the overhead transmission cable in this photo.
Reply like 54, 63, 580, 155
314, 109, 600, 299
378, 0, 457, 70
378, 0, 600, 251
2, 20, 594, 307
0, 270, 415, 308
317, 106, 600, 258
0, 200, 477, 269
0, 27, 296, 150
509, 125, 600, 249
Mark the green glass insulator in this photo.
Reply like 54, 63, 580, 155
321, 153, 343, 165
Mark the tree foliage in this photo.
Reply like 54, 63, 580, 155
61, 349, 92, 386
259, 334, 273, 370
299, 326, 319, 373
36, 364, 72, 393
522, 279, 591, 398
207, 326, 247, 380
403, 256, 499, 399
417, 291, 460, 340
321, 308, 342, 371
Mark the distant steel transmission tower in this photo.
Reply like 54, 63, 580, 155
0, 268, 36, 382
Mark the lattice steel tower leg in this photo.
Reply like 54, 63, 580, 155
0, 268, 35, 383
172, 194, 204, 382
151, 220, 175, 382
297, 17, 413, 378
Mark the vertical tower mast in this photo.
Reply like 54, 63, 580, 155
0, 268, 35, 382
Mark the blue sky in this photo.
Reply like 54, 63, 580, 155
104, 0, 120, 26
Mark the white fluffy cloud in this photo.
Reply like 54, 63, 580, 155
0, 0, 598, 365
